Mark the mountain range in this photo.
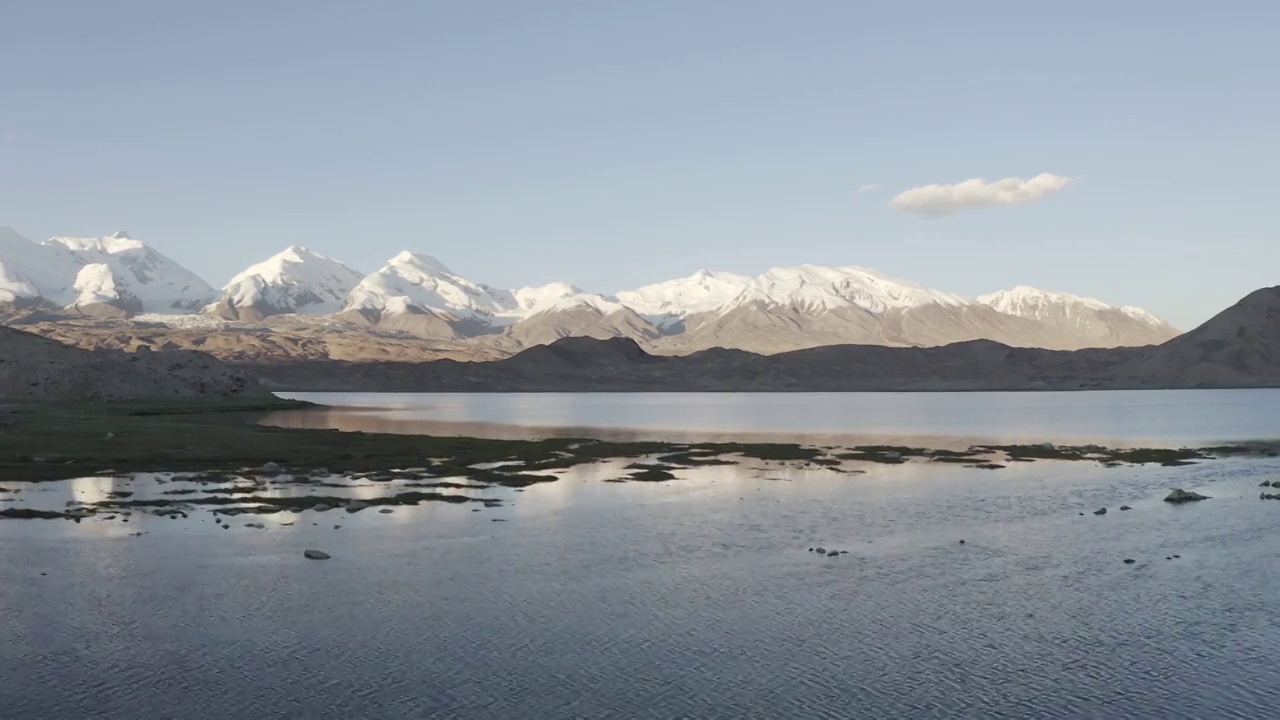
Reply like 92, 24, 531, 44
0, 227, 1181, 355
253, 286, 1280, 393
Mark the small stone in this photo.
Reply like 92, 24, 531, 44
1164, 489, 1209, 503
345, 500, 369, 513
333, 525, 342, 529
1119, 505, 1132, 511
1173, 554, 1181, 559
1123, 558, 1136, 564
958, 539, 966, 544
244, 522, 265, 529
814, 547, 826, 554
378, 508, 393, 514
105, 431, 115, 439
808, 548, 814, 552
260, 462, 283, 476
303, 549, 331, 560
826, 551, 839, 557
312, 504, 332, 513
1261, 481, 1273, 487
1094, 508, 1107, 515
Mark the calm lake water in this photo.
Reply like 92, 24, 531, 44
6, 390, 1280, 718
270, 389, 1280, 445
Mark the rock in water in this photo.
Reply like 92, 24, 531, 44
1163, 489, 1209, 503
345, 500, 369, 513
1119, 505, 1132, 511
260, 462, 283, 476
1094, 508, 1107, 515
1123, 558, 1136, 564
303, 549, 331, 560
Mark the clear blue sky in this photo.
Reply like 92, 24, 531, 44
3, 1, 1277, 329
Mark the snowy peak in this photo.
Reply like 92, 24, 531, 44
513, 281, 584, 314
977, 285, 1179, 347
977, 285, 1174, 328
616, 264, 966, 321
978, 285, 1107, 315
742, 265, 968, 314
43, 233, 215, 312
386, 250, 455, 276
616, 269, 753, 320
207, 246, 364, 322
343, 251, 517, 321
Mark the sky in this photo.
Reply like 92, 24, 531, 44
2, 1, 1278, 330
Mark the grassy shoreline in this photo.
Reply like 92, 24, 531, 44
1, 398, 1275, 486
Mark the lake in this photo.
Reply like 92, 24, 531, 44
5, 390, 1280, 718
268, 389, 1280, 445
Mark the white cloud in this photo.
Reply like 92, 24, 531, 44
854, 183, 880, 195
889, 173, 1074, 218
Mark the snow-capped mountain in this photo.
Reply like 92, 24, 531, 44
45, 232, 216, 313
616, 265, 1036, 353
0, 227, 78, 305
615, 269, 754, 326
206, 246, 364, 322
977, 286, 1180, 348
342, 251, 516, 323
617, 265, 967, 324
2, 223, 1183, 354
336, 252, 630, 339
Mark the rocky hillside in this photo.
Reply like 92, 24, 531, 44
1115, 286, 1280, 387
0, 326, 264, 401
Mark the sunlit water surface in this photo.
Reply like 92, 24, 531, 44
5, 390, 1280, 718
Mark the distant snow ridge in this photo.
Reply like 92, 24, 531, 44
616, 265, 964, 323
207, 245, 364, 322
339, 252, 626, 338
977, 286, 1179, 347
0, 223, 1182, 352
45, 231, 216, 313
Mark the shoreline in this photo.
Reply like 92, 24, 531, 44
2, 398, 1278, 521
